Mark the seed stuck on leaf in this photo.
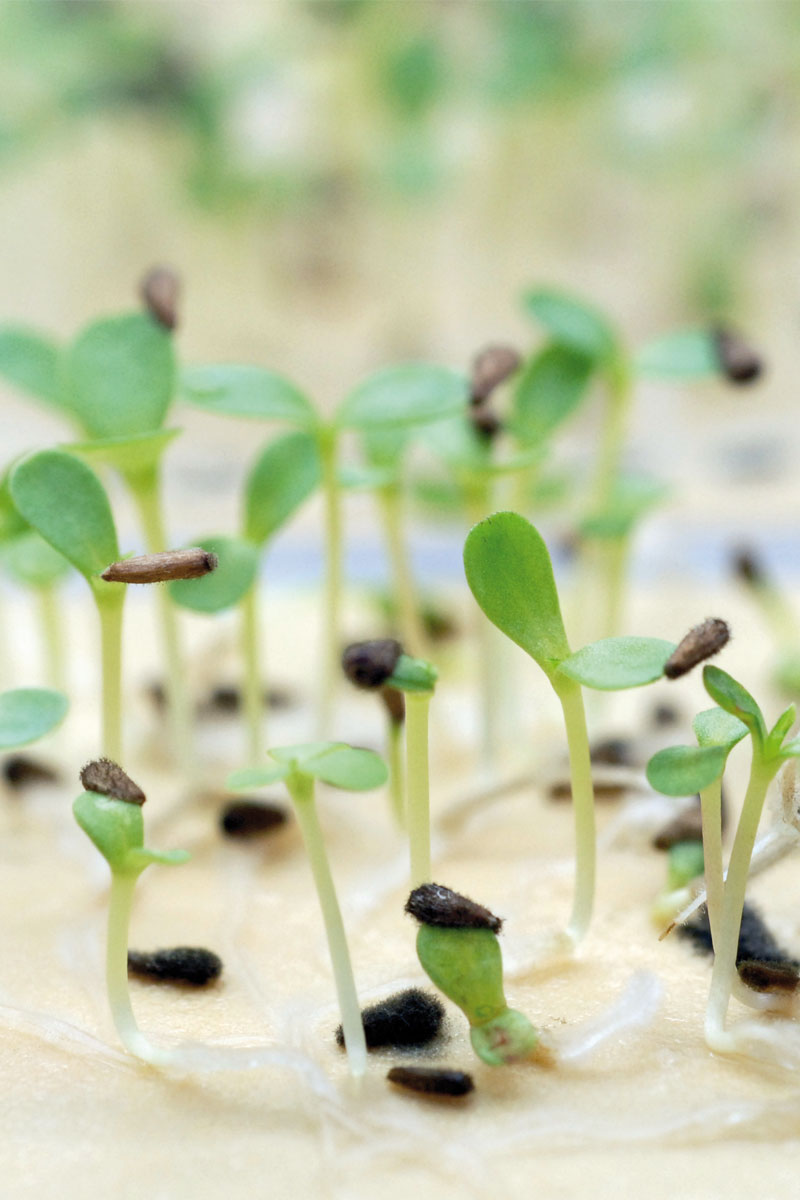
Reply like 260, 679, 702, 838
387, 1065, 474, 1097
663, 618, 730, 679
127, 946, 222, 986
470, 344, 522, 403
101, 548, 219, 584
80, 758, 146, 805
341, 639, 403, 689
713, 327, 763, 384
406, 882, 503, 933
335, 987, 445, 1050
140, 265, 181, 331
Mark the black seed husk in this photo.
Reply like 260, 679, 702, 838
80, 759, 146, 805
678, 902, 798, 967
127, 947, 222, 986
405, 883, 502, 933
663, 618, 730, 679
737, 958, 800, 993
3, 755, 59, 788
342, 639, 403, 689
220, 799, 289, 839
387, 1065, 474, 1097
335, 988, 445, 1050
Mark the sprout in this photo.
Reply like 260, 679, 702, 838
229, 741, 388, 1077
73, 760, 189, 1065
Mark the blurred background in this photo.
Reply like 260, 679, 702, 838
0, 0, 798, 576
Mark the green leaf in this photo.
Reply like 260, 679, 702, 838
420, 413, 492, 473
580, 475, 669, 540
10, 450, 119, 582
521, 288, 617, 362
510, 343, 595, 444
768, 703, 796, 752
361, 426, 412, 470
269, 742, 337, 765
692, 706, 748, 750
463, 511, 570, 679
129, 846, 191, 869
668, 840, 705, 890
304, 745, 388, 791
0, 326, 62, 409
227, 763, 290, 789
1, 530, 71, 588
73, 791, 144, 872
168, 535, 258, 614
336, 365, 469, 430
557, 636, 676, 691
779, 737, 800, 759
65, 428, 181, 480
386, 653, 438, 693
243, 431, 321, 546
646, 743, 729, 796
0, 687, 67, 748
634, 330, 719, 380
181, 365, 317, 428
63, 313, 175, 438
703, 665, 765, 741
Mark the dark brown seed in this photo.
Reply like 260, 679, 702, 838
101, 548, 218, 584
80, 759, 145, 805
713, 327, 763, 385
380, 686, 405, 724
651, 702, 681, 728
732, 547, 764, 588
147, 681, 167, 711
220, 799, 289, 839
342, 639, 403, 689
548, 781, 627, 803
128, 947, 222, 986
469, 404, 503, 441
405, 883, 502, 933
590, 737, 633, 766
653, 800, 703, 850
140, 265, 180, 331
470, 344, 522, 403
737, 959, 800, 993
663, 618, 730, 679
387, 1065, 474, 1097
678, 901, 796, 966
335, 988, 445, 1050
3, 755, 59, 788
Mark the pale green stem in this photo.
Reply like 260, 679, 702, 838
317, 428, 343, 739
240, 580, 266, 764
128, 468, 193, 779
466, 477, 501, 767
287, 772, 367, 1078
387, 713, 405, 829
699, 779, 725, 950
106, 869, 168, 1065
554, 678, 596, 946
377, 482, 425, 654
601, 533, 632, 640
705, 754, 778, 1042
37, 582, 66, 692
95, 589, 125, 763
406, 690, 432, 887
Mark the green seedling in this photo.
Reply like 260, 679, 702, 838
464, 511, 678, 947
406, 884, 540, 1067
385, 651, 438, 886
646, 665, 800, 1053
229, 741, 388, 1078
182, 360, 468, 735
73, 759, 189, 1065
341, 640, 407, 829
10, 450, 126, 760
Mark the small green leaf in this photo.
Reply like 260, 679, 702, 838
521, 288, 617, 362
168, 535, 258, 614
129, 846, 191, 869
386, 653, 438, 693
463, 512, 570, 679
10, 450, 119, 582
634, 330, 719, 380
304, 745, 388, 791
768, 703, 796, 752
646, 743, 729, 796
703, 665, 766, 741
63, 313, 175, 438
0, 687, 67, 748
227, 763, 290, 789
580, 475, 669, 540
181, 365, 317, 428
0, 326, 62, 409
73, 791, 144, 872
66, 428, 181, 480
336, 365, 469, 430
510, 343, 595, 444
668, 840, 705, 890
243, 431, 321, 546
557, 636, 676, 691
692, 706, 748, 750
779, 737, 800, 759
1, 530, 71, 588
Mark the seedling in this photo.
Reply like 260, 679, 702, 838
229, 741, 388, 1077
73, 760, 189, 1065
646, 665, 800, 1054
342, 639, 407, 828
1, 529, 71, 690
465, 511, 679, 947
406, 883, 540, 1067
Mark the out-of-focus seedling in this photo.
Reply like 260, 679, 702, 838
229, 741, 387, 1077
0, 686, 67, 751
342, 639, 407, 828
1, 530, 71, 690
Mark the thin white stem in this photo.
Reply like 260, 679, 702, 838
555, 678, 596, 946
699, 779, 724, 950
317, 428, 343, 739
240, 580, 266, 764
406, 691, 432, 887
106, 871, 170, 1066
95, 589, 125, 764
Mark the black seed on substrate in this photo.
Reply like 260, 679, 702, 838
220, 799, 289, 839
678, 902, 798, 967
341, 639, 403, 689
470, 344, 522, 403
651, 702, 681, 728
406, 883, 502, 933
590, 737, 633, 766
3, 755, 59, 788
548, 780, 627, 803
335, 987, 445, 1051
80, 759, 146, 805
128, 947, 222, 986
713, 327, 763, 385
663, 618, 730, 680
737, 959, 800, 993
387, 1065, 474, 1098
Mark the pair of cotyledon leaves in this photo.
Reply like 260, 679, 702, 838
229, 742, 388, 794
